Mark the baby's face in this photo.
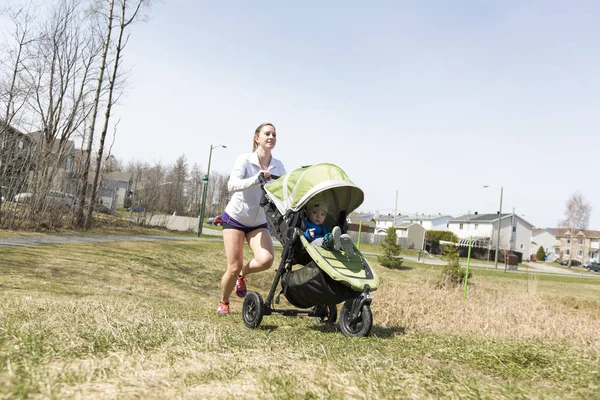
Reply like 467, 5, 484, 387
308, 209, 327, 225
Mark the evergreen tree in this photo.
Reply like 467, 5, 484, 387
439, 244, 472, 286
378, 227, 403, 269
536, 246, 546, 262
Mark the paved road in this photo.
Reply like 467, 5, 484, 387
0, 227, 224, 248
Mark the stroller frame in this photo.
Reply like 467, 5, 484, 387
241, 173, 375, 337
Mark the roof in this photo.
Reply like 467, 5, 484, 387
546, 228, 600, 238
397, 222, 425, 229
104, 171, 132, 183
451, 213, 511, 223
403, 214, 453, 221
450, 213, 534, 228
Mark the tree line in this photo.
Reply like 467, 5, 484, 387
0, 0, 152, 230
121, 154, 231, 219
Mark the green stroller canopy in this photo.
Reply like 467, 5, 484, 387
265, 163, 364, 222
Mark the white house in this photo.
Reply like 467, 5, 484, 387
532, 228, 558, 261
361, 213, 407, 235
448, 212, 534, 259
402, 214, 452, 231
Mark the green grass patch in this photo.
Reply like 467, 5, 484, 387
1, 239, 599, 398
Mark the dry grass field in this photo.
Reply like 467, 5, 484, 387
1, 237, 599, 399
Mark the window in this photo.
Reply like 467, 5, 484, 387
578, 239, 583, 245
566, 249, 570, 255
459, 223, 463, 230
520, 244, 524, 249
65, 157, 72, 172
18, 140, 23, 150
512, 226, 516, 232
474, 224, 479, 230
566, 239, 570, 244
577, 250, 583, 257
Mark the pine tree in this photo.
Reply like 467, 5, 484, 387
378, 227, 403, 269
439, 244, 472, 286
536, 246, 546, 262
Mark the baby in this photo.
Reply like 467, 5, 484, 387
303, 199, 354, 256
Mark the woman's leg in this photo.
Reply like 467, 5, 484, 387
242, 228, 275, 276
221, 228, 246, 303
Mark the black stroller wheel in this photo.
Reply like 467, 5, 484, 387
313, 304, 337, 325
242, 292, 264, 329
339, 302, 373, 338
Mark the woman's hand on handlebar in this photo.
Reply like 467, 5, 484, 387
259, 170, 272, 180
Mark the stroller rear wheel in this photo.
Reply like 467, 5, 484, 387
242, 292, 264, 329
313, 304, 337, 325
339, 301, 373, 337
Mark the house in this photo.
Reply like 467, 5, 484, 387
0, 119, 35, 199
368, 213, 407, 235
448, 212, 534, 260
27, 131, 77, 196
395, 222, 426, 249
401, 213, 453, 231
546, 228, 600, 263
532, 228, 559, 261
100, 171, 132, 209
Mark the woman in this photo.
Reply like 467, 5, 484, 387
217, 122, 286, 315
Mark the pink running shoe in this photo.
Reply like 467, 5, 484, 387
217, 301, 230, 316
235, 276, 247, 298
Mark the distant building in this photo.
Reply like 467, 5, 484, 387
401, 214, 453, 231
100, 171, 132, 209
544, 228, 600, 263
448, 212, 534, 261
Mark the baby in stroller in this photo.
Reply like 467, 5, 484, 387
303, 199, 354, 256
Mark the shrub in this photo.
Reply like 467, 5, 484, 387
439, 244, 472, 286
425, 230, 458, 254
378, 226, 404, 269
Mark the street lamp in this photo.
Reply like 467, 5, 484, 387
484, 185, 503, 269
197, 144, 227, 236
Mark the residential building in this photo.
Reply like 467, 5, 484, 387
546, 228, 600, 263
100, 171, 132, 209
402, 213, 452, 231
532, 229, 559, 261
395, 222, 426, 249
27, 131, 77, 195
448, 212, 534, 260
0, 119, 35, 199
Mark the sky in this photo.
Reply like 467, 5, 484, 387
4, 0, 600, 229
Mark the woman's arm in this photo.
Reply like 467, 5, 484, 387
227, 155, 260, 193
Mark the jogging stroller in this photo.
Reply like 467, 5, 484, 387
241, 163, 380, 337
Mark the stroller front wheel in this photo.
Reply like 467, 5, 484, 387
339, 302, 373, 338
242, 292, 264, 329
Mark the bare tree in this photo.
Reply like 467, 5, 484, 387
85, 0, 149, 228
0, 5, 37, 225
1, 0, 100, 229
559, 191, 592, 266
188, 163, 204, 216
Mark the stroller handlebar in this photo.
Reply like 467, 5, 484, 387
258, 172, 281, 187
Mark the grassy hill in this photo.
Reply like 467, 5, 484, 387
1, 238, 599, 398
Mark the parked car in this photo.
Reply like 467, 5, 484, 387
559, 259, 581, 267
13, 192, 33, 203
587, 262, 600, 272
582, 261, 592, 268
93, 203, 114, 215
207, 217, 215, 225
212, 215, 223, 226
46, 190, 75, 207
127, 206, 145, 213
